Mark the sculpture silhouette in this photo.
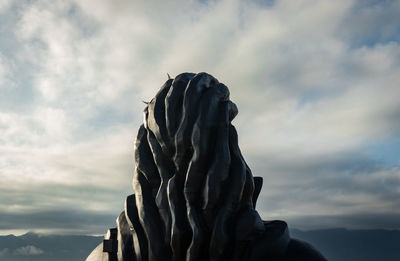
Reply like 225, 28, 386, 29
86, 72, 327, 261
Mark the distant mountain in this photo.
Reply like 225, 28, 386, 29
0, 229, 399, 261
0, 232, 102, 261
291, 228, 400, 261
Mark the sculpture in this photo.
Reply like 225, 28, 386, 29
86, 72, 327, 261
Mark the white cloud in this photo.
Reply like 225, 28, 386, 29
0, 54, 10, 86
0, 0, 12, 14
14, 245, 44, 255
0, 248, 9, 256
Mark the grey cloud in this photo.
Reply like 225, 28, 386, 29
339, 0, 400, 47
0, 180, 131, 215
0, 209, 117, 235
286, 213, 400, 230
249, 150, 383, 176
251, 151, 400, 230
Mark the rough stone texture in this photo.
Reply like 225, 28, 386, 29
86, 72, 327, 261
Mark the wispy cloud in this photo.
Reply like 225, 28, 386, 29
0, 248, 9, 256
0, 0, 399, 234
14, 245, 44, 256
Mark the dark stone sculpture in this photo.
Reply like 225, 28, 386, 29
86, 73, 327, 261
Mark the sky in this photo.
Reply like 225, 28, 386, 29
0, 0, 399, 235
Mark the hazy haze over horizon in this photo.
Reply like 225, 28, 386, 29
0, 0, 399, 235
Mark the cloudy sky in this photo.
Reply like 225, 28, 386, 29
0, 0, 399, 235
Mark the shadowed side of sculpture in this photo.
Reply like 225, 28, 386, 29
132, 73, 263, 261
86, 72, 327, 261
